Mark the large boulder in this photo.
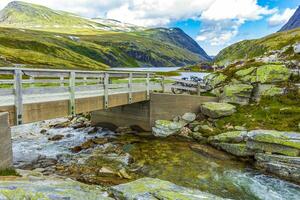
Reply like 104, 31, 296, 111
235, 67, 256, 83
256, 64, 290, 83
110, 177, 228, 200
247, 140, 300, 157
252, 84, 284, 101
152, 120, 184, 137
212, 143, 255, 157
247, 130, 300, 149
201, 102, 236, 119
204, 73, 227, 89
255, 153, 300, 184
220, 84, 253, 105
208, 131, 248, 143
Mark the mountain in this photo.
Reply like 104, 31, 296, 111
214, 28, 300, 65
0, 1, 210, 69
279, 6, 300, 32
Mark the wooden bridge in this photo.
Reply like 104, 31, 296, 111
0, 68, 165, 126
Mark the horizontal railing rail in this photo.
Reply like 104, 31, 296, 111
0, 67, 163, 125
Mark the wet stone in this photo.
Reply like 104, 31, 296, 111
109, 177, 228, 200
48, 134, 64, 141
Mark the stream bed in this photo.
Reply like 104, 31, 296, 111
2, 119, 300, 200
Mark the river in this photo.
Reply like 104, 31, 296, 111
5, 119, 300, 200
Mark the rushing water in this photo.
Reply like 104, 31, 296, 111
8, 121, 300, 200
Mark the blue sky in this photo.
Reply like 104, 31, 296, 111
0, 0, 299, 55
171, 0, 299, 55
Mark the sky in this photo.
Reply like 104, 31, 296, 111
0, 0, 299, 55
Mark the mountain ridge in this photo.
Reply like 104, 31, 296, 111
279, 6, 300, 32
0, 1, 211, 69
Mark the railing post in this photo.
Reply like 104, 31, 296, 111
146, 73, 150, 100
128, 72, 133, 104
14, 69, 23, 125
69, 71, 76, 116
83, 76, 87, 86
29, 76, 34, 88
104, 73, 109, 109
161, 76, 165, 93
60, 76, 64, 87
197, 82, 201, 96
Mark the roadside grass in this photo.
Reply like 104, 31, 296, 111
0, 168, 19, 176
215, 89, 300, 132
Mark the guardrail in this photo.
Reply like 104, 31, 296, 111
0, 67, 163, 125
168, 78, 206, 95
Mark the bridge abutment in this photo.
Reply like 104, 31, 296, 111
91, 93, 218, 131
0, 112, 13, 170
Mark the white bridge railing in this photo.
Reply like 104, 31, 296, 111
0, 67, 163, 125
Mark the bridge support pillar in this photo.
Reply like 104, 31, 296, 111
0, 112, 13, 170
91, 93, 219, 132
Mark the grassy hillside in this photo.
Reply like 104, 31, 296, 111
0, 1, 210, 70
215, 28, 300, 65
0, 27, 204, 70
0, 1, 104, 29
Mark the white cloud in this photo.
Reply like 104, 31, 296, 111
268, 8, 296, 27
200, 0, 275, 21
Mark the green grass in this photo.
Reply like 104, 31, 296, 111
0, 168, 19, 176
215, 28, 300, 65
155, 71, 181, 77
0, 27, 202, 70
215, 88, 300, 132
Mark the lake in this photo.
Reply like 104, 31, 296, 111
110, 67, 210, 79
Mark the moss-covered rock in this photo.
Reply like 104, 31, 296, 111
256, 64, 290, 83
247, 140, 300, 156
109, 177, 227, 200
204, 73, 227, 89
201, 102, 236, 119
212, 143, 254, 157
220, 84, 253, 105
235, 67, 256, 77
194, 124, 217, 137
253, 84, 284, 101
248, 130, 300, 149
208, 131, 248, 143
235, 67, 257, 83
152, 120, 185, 137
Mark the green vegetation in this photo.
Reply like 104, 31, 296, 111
215, 89, 300, 132
0, 1, 208, 70
0, 27, 203, 70
215, 28, 300, 65
0, 168, 19, 176
155, 71, 181, 77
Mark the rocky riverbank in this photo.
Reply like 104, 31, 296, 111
149, 62, 300, 185
1, 113, 300, 199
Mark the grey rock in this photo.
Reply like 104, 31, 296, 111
255, 153, 300, 184
110, 177, 228, 200
182, 112, 196, 122
212, 143, 255, 157
247, 140, 300, 156
201, 102, 236, 119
